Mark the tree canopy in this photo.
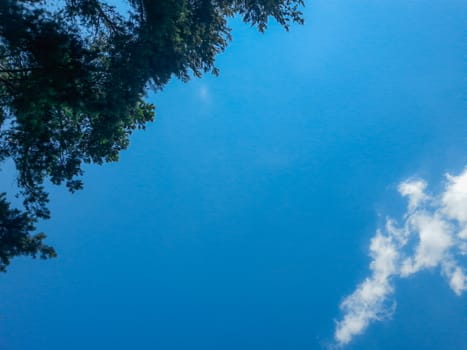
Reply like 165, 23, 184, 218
0, 0, 304, 271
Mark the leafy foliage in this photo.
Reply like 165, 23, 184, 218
0, 193, 56, 272
0, 0, 304, 271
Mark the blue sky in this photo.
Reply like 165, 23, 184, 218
0, 1, 466, 349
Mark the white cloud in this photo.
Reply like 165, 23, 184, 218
448, 266, 466, 295
442, 261, 466, 296
399, 213, 453, 276
333, 167, 467, 346
398, 179, 428, 211
334, 232, 398, 345
442, 169, 467, 223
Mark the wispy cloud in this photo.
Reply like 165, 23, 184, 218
198, 85, 210, 102
333, 167, 467, 346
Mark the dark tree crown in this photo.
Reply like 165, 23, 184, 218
0, 0, 304, 271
